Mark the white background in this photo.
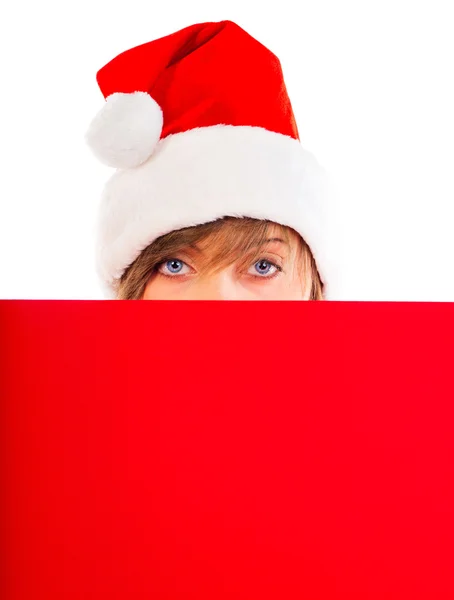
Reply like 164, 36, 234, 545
0, 0, 453, 300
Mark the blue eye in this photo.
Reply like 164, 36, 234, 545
166, 259, 184, 273
255, 260, 272, 274
249, 259, 281, 278
157, 259, 191, 277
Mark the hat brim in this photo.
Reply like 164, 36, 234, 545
96, 125, 339, 299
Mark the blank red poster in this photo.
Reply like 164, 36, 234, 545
1, 300, 454, 599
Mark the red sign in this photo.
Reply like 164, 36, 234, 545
1, 300, 454, 599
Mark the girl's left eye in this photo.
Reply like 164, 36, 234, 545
248, 259, 282, 278
158, 259, 192, 277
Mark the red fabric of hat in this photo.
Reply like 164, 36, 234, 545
88, 20, 299, 167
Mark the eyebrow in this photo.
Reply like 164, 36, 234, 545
242, 237, 289, 251
260, 237, 287, 245
187, 237, 289, 255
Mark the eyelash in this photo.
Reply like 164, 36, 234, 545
155, 258, 283, 280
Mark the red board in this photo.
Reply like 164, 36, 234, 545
1, 300, 454, 599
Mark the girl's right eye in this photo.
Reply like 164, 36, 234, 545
157, 259, 192, 277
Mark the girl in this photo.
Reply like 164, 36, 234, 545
86, 20, 337, 300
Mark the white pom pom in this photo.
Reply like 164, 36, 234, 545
85, 91, 163, 169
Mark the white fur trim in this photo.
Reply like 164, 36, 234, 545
85, 91, 163, 168
95, 125, 340, 299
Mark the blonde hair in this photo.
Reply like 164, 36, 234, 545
115, 217, 324, 300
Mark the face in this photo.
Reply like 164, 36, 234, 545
142, 224, 311, 300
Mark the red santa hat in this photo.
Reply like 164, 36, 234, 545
86, 20, 339, 299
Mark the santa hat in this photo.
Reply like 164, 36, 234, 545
85, 20, 339, 299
